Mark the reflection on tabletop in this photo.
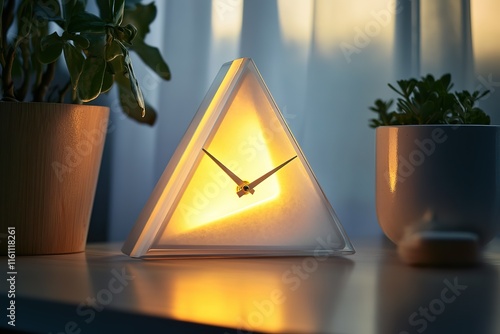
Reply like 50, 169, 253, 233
125, 256, 354, 333
376, 240, 500, 334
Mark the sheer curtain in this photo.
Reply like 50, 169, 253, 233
94, 0, 500, 241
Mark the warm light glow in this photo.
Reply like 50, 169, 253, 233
471, 0, 500, 63
169, 269, 285, 332
278, 0, 314, 58
130, 61, 243, 255
313, 0, 395, 58
388, 130, 398, 193
157, 67, 299, 240
122, 58, 354, 258
150, 59, 346, 250
211, 0, 244, 40
166, 107, 281, 234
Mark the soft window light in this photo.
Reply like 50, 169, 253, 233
122, 58, 354, 258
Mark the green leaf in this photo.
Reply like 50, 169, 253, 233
439, 73, 452, 91
38, 32, 64, 64
77, 56, 106, 102
96, 0, 125, 24
101, 64, 114, 94
68, 33, 90, 49
420, 101, 435, 124
368, 99, 395, 127
113, 24, 137, 45
116, 41, 145, 113
16, 0, 34, 39
132, 42, 171, 80
41, 32, 63, 51
124, 54, 145, 112
34, 0, 63, 24
105, 40, 123, 61
388, 83, 404, 97
115, 70, 156, 125
369, 73, 493, 127
476, 90, 490, 100
113, 0, 125, 25
96, 0, 113, 22
67, 12, 106, 33
63, 43, 85, 91
123, 3, 156, 40
81, 32, 107, 57
63, 0, 87, 20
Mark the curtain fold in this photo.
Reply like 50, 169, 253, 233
420, 0, 474, 89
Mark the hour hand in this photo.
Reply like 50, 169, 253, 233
243, 156, 297, 194
202, 149, 254, 194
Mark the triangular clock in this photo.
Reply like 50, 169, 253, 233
122, 58, 354, 258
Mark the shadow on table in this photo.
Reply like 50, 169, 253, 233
376, 260, 499, 334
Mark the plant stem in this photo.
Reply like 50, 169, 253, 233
2, 45, 16, 99
1, 0, 14, 33
15, 40, 31, 101
58, 80, 72, 103
1, 0, 15, 66
33, 62, 56, 102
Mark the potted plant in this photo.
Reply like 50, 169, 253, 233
370, 74, 500, 265
0, 0, 170, 255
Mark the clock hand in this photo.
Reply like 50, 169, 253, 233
243, 155, 297, 193
202, 149, 254, 194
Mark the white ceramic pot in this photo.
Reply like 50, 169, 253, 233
376, 125, 500, 265
0, 102, 109, 255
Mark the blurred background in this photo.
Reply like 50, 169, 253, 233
89, 0, 500, 242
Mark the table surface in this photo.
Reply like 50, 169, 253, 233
1, 237, 500, 334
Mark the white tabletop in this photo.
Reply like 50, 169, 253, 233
2, 237, 500, 334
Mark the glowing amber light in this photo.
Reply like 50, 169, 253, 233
387, 129, 399, 193
169, 271, 285, 332
122, 58, 354, 259
165, 104, 281, 235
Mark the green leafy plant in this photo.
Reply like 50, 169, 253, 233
0, 0, 170, 125
369, 74, 490, 128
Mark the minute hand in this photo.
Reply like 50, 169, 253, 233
247, 156, 297, 190
202, 148, 247, 187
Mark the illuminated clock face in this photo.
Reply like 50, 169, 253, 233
159, 99, 298, 237
123, 58, 353, 258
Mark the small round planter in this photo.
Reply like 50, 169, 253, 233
376, 125, 500, 265
0, 102, 109, 255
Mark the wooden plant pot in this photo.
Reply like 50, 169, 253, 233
0, 102, 110, 255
